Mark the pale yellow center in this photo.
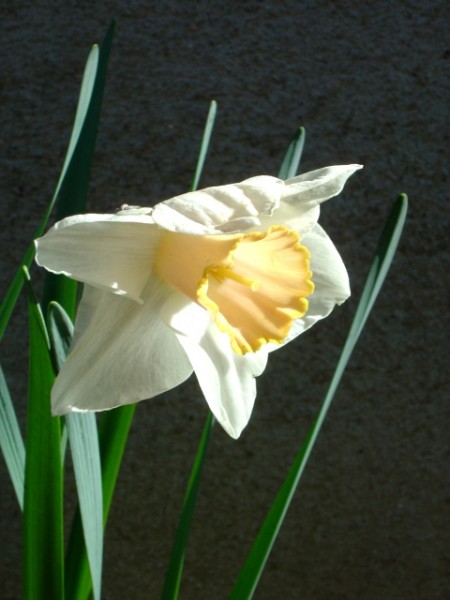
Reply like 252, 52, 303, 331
154, 225, 314, 355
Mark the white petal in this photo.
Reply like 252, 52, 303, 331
152, 176, 282, 235
51, 277, 192, 414
35, 213, 160, 302
269, 223, 350, 349
161, 295, 268, 438
215, 216, 262, 232
284, 164, 363, 204
258, 198, 320, 236
260, 164, 362, 235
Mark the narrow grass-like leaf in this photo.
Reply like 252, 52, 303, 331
65, 404, 136, 600
228, 194, 408, 599
190, 100, 217, 192
47, 301, 74, 372
42, 22, 115, 319
0, 21, 115, 340
47, 301, 104, 600
22, 267, 64, 600
66, 414, 103, 600
0, 363, 25, 509
97, 405, 137, 521
350, 194, 408, 340
0, 38, 107, 521
0, 46, 98, 342
277, 127, 306, 180
61, 420, 68, 464
161, 413, 214, 600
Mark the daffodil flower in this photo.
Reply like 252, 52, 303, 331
35, 164, 361, 438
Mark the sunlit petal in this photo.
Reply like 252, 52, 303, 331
51, 278, 192, 414
258, 199, 320, 236
152, 176, 282, 234
35, 213, 160, 302
257, 165, 362, 235
161, 295, 268, 438
284, 164, 363, 204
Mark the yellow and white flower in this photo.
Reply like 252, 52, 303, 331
35, 164, 361, 438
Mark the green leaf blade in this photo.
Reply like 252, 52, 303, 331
351, 193, 408, 340
0, 245, 36, 343
190, 100, 218, 192
65, 404, 136, 600
47, 301, 103, 600
161, 413, 214, 600
42, 21, 115, 319
278, 127, 306, 180
47, 301, 75, 372
0, 363, 25, 509
66, 414, 103, 600
0, 21, 114, 341
23, 268, 64, 600
0, 43, 99, 339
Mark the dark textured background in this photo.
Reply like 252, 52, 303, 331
1, 2, 448, 599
